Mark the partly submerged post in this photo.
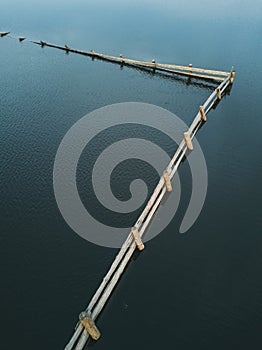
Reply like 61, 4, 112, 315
0, 31, 10, 37
163, 170, 172, 192
152, 59, 157, 71
230, 69, 236, 84
184, 132, 193, 151
200, 106, 207, 122
132, 227, 144, 251
79, 312, 101, 341
216, 87, 222, 100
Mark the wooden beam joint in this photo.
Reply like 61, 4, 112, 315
163, 170, 172, 192
132, 227, 144, 251
216, 87, 222, 100
199, 105, 207, 122
230, 70, 236, 84
184, 131, 193, 150
152, 59, 157, 69
79, 311, 101, 341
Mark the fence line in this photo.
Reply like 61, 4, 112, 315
0, 31, 235, 349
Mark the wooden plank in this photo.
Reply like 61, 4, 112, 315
97, 53, 229, 76
64, 324, 83, 350
135, 176, 165, 228
83, 190, 166, 335
154, 67, 225, 81
167, 138, 186, 174
170, 143, 188, 180
74, 330, 89, 350
203, 76, 229, 110
155, 62, 230, 77
204, 78, 230, 115
87, 235, 132, 310
74, 186, 167, 350
92, 185, 166, 310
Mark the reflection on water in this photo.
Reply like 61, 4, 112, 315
0, 1, 262, 349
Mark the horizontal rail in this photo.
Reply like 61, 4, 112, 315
32, 42, 228, 81
37, 43, 229, 81
1, 32, 230, 82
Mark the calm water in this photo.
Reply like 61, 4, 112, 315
1, 1, 262, 349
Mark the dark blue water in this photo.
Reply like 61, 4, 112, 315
1, 1, 262, 349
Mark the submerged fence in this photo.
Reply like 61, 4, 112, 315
1, 31, 235, 349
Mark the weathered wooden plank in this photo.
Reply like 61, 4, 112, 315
204, 77, 230, 115
157, 62, 230, 77
135, 176, 165, 228
154, 67, 225, 81
74, 330, 89, 350
64, 324, 83, 350
96, 52, 229, 76
74, 185, 168, 350
93, 53, 226, 80
203, 76, 229, 110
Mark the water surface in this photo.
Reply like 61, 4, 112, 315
0, 1, 262, 349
